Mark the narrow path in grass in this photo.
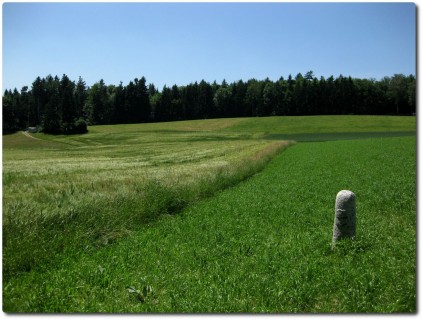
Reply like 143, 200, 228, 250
21, 130, 42, 140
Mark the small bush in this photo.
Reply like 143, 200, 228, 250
61, 122, 74, 134
62, 119, 88, 134
73, 118, 88, 134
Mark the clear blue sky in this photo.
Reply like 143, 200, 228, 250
2, 2, 416, 92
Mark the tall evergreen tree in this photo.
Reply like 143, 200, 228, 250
74, 76, 87, 119
134, 77, 151, 123
85, 79, 109, 125
161, 85, 173, 122
198, 80, 215, 119
213, 80, 233, 117
58, 74, 76, 133
262, 81, 277, 116
406, 75, 416, 114
245, 79, 264, 117
170, 84, 183, 121
111, 82, 126, 124
228, 80, 245, 117
182, 82, 199, 120
388, 74, 409, 114
2, 90, 18, 134
42, 75, 61, 134
30, 77, 46, 127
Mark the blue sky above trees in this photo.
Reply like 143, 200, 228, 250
2, 2, 416, 91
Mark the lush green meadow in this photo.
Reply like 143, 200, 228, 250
2, 115, 416, 312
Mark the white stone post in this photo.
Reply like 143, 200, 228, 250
332, 190, 356, 245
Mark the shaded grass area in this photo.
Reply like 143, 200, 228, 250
3, 136, 416, 312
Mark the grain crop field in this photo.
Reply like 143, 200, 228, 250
2, 115, 416, 312
3, 124, 290, 278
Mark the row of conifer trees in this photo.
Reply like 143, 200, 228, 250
2, 72, 416, 134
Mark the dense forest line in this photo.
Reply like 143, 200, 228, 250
2, 72, 416, 134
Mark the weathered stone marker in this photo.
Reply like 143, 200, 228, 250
332, 190, 356, 245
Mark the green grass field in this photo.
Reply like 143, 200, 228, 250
2, 115, 416, 312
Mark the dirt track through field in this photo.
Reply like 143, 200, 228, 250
21, 131, 42, 141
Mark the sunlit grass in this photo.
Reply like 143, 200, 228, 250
3, 126, 293, 278
224, 115, 416, 135
3, 135, 415, 312
2, 115, 416, 312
